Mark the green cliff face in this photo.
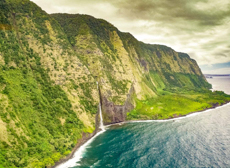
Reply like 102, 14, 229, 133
51, 13, 211, 124
0, 1, 98, 167
0, 0, 229, 168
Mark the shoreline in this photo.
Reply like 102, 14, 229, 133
105, 101, 230, 127
54, 129, 106, 168
52, 110, 101, 168
128, 100, 230, 123
51, 131, 96, 168
53, 100, 230, 168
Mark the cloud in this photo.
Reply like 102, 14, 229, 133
200, 61, 230, 74
31, 0, 230, 65
111, 0, 230, 27
202, 67, 230, 74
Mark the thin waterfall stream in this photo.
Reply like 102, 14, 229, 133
97, 81, 105, 131
99, 101, 105, 131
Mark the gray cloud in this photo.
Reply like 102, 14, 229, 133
111, 0, 230, 26
31, 0, 230, 67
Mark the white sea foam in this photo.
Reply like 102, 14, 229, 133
56, 129, 106, 168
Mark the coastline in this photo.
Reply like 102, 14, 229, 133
53, 100, 230, 168
127, 100, 230, 123
51, 131, 96, 168
165, 100, 230, 120
105, 101, 230, 127
52, 110, 101, 168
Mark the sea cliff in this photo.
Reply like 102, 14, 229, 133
0, 0, 230, 167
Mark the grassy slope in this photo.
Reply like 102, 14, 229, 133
127, 90, 230, 120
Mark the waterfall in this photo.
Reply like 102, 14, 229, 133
99, 101, 105, 131
97, 82, 105, 131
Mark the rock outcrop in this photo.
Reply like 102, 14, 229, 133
101, 85, 135, 125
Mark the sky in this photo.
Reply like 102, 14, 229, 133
31, 0, 230, 74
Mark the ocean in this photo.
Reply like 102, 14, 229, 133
59, 76, 230, 168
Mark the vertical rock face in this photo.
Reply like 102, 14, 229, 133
0, 1, 211, 167
101, 85, 135, 125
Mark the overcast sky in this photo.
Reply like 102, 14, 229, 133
31, 0, 230, 73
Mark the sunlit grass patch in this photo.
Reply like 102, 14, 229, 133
127, 90, 230, 120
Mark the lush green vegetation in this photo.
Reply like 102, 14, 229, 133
127, 90, 230, 120
0, 17, 85, 166
0, 1, 94, 167
0, 68, 84, 168
51, 13, 117, 52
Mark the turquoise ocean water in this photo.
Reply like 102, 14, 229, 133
65, 76, 230, 168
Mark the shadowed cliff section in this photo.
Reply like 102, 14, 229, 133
101, 84, 135, 125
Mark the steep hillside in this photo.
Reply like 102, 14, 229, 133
0, 1, 229, 168
51, 13, 211, 124
0, 1, 99, 168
